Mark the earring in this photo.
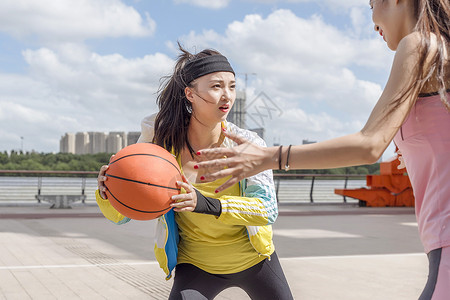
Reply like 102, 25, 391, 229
185, 100, 192, 114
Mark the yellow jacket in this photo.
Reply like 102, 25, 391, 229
96, 115, 278, 279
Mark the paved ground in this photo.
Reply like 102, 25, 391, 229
0, 203, 426, 299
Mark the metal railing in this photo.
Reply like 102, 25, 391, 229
273, 173, 366, 203
0, 170, 368, 204
0, 170, 98, 203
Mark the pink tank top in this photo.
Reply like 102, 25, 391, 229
393, 92, 450, 253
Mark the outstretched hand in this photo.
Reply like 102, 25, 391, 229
195, 129, 273, 193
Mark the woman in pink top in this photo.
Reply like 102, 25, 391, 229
196, 0, 450, 299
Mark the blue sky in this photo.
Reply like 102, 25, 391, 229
0, 0, 396, 158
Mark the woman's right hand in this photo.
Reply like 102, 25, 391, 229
97, 155, 115, 199
97, 164, 109, 199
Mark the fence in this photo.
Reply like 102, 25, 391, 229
0, 171, 98, 205
273, 173, 366, 203
0, 170, 368, 204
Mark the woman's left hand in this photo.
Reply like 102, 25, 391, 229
396, 150, 406, 170
170, 174, 197, 212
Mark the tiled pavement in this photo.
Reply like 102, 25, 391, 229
0, 203, 426, 299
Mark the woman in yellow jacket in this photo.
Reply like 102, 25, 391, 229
96, 45, 293, 300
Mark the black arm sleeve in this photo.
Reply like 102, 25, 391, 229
194, 189, 222, 217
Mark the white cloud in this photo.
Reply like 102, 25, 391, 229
184, 10, 391, 133
0, 6, 395, 154
174, 0, 231, 9
0, 0, 155, 42
0, 45, 174, 152
22, 45, 173, 104
179, 9, 392, 146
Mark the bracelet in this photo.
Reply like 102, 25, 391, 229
284, 145, 292, 171
278, 145, 283, 170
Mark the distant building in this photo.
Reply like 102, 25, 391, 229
127, 131, 141, 145
302, 139, 316, 145
75, 132, 89, 154
60, 133, 75, 154
89, 132, 107, 154
60, 130, 140, 154
110, 131, 127, 146
228, 90, 246, 128
106, 132, 126, 154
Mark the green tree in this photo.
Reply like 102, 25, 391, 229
356, 166, 369, 175
54, 162, 71, 171
0, 151, 8, 164
2, 162, 19, 170
328, 168, 346, 175
19, 159, 45, 170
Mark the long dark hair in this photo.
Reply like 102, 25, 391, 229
391, 0, 450, 113
152, 43, 222, 157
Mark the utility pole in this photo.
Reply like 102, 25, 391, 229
239, 72, 257, 100
236, 73, 257, 129
20, 136, 24, 153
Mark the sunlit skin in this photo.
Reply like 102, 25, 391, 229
195, 0, 448, 193
370, 0, 417, 50
180, 72, 236, 184
97, 71, 236, 212
170, 71, 235, 212
187, 72, 236, 127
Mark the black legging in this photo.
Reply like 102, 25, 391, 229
419, 248, 442, 300
169, 252, 293, 300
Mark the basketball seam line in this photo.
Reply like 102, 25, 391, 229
106, 174, 180, 191
106, 187, 172, 214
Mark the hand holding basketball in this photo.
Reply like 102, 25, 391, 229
97, 155, 114, 199
104, 143, 183, 220
170, 174, 197, 212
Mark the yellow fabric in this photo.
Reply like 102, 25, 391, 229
95, 119, 276, 277
95, 189, 127, 224
217, 195, 270, 226
247, 225, 275, 257
176, 177, 266, 274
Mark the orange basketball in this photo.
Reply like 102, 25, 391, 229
104, 143, 182, 220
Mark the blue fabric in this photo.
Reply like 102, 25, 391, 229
244, 184, 278, 225
165, 209, 179, 278
114, 217, 131, 225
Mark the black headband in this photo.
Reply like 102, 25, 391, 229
182, 55, 235, 84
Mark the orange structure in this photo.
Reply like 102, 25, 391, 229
335, 158, 415, 207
